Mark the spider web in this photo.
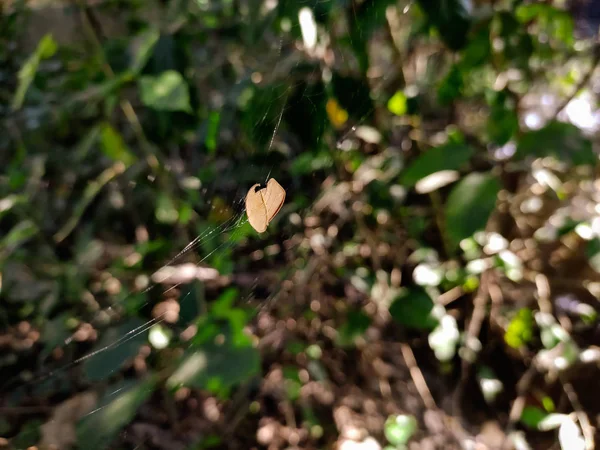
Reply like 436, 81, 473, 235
1, 2, 386, 448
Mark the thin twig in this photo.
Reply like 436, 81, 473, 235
454, 270, 491, 417
552, 44, 600, 119
534, 273, 552, 315
438, 286, 464, 306
560, 376, 595, 450
502, 364, 537, 450
54, 161, 126, 242
400, 342, 437, 410
399, 342, 470, 446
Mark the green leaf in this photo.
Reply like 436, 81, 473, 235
53, 162, 127, 243
493, 12, 534, 72
385, 415, 417, 446
520, 405, 549, 429
445, 172, 500, 250
204, 110, 221, 154
438, 64, 464, 105
83, 318, 149, 382
39, 313, 71, 363
1, 220, 38, 256
516, 4, 574, 46
99, 123, 136, 167
460, 21, 492, 69
387, 91, 408, 116
505, 308, 534, 349
389, 287, 438, 330
167, 325, 260, 394
487, 89, 519, 145
291, 150, 333, 175
336, 310, 371, 347
586, 238, 600, 272
77, 377, 158, 450
129, 28, 161, 74
139, 71, 192, 112
11, 419, 43, 449
416, 0, 473, 51
155, 192, 179, 224
178, 280, 204, 326
516, 121, 595, 166
12, 33, 58, 110
401, 143, 474, 188
345, 0, 398, 74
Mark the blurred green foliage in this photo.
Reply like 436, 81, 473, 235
2, 0, 600, 449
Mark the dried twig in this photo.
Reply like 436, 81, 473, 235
535, 273, 552, 315
560, 376, 595, 450
399, 342, 470, 446
552, 44, 600, 119
453, 270, 492, 417
502, 364, 537, 450
438, 286, 465, 306
54, 162, 126, 242
400, 342, 436, 410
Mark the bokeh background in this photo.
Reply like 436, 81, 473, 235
3, 0, 600, 449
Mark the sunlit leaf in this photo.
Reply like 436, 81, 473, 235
12, 33, 57, 110
129, 27, 161, 74
2, 220, 38, 256
326, 98, 349, 128
167, 326, 260, 393
99, 123, 136, 167
505, 308, 534, 349
516, 4, 574, 46
204, 110, 221, 153
139, 70, 192, 112
387, 91, 407, 116
385, 415, 417, 446
415, 170, 460, 194
156, 192, 179, 224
